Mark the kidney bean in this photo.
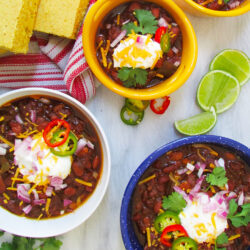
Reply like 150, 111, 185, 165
9, 120, 22, 134
81, 157, 92, 169
187, 173, 196, 187
72, 161, 84, 177
133, 213, 142, 221
163, 164, 178, 173
129, 2, 141, 11
151, 7, 160, 18
153, 200, 162, 214
0, 176, 6, 194
92, 155, 99, 169
64, 187, 76, 197
37, 121, 49, 132
169, 151, 183, 161
158, 175, 169, 184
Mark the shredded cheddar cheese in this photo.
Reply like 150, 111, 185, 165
75, 178, 93, 187
138, 174, 156, 185
0, 135, 14, 148
146, 227, 151, 247
45, 198, 51, 214
228, 234, 241, 241
117, 14, 120, 25
101, 47, 107, 67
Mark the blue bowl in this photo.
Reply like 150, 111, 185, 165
120, 135, 250, 250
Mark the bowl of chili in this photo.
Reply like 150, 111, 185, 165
120, 135, 250, 249
173, 0, 250, 16
82, 0, 197, 100
0, 88, 111, 237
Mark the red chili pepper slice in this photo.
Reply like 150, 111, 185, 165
160, 224, 188, 247
155, 27, 167, 43
43, 119, 70, 148
150, 96, 170, 114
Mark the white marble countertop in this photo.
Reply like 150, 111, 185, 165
0, 10, 250, 250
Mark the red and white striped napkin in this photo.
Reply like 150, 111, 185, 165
0, 0, 97, 104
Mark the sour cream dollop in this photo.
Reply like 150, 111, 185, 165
113, 34, 162, 69
179, 193, 228, 243
14, 135, 72, 185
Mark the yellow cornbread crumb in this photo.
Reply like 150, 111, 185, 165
0, 0, 40, 54
35, 0, 90, 39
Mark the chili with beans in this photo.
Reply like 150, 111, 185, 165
96, 1, 182, 89
131, 144, 250, 249
0, 97, 102, 219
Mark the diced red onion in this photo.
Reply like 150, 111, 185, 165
177, 168, 188, 175
39, 98, 50, 104
136, 36, 144, 45
0, 147, 7, 155
55, 183, 67, 191
225, 184, 229, 191
17, 184, 31, 203
30, 110, 36, 123
215, 158, 225, 169
50, 177, 63, 187
111, 30, 127, 48
172, 22, 178, 27
22, 204, 32, 214
186, 163, 195, 172
32, 189, 39, 200
46, 186, 53, 197
64, 199, 72, 207
172, 47, 179, 54
225, 192, 237, 202
158, 17, 168, 27
33, 199, 46, 205
189, 176, 205, 196
0, 143, 9, 148
15, 114, 23, 124
238, 191, 244, 206
76, 138, 87, 154
217, 210, 228, 219
174, 61, 181, 67
122, 19, 130, 25
106, 24, 111, 29
87, 141, 95, 150
203, 202, 218, 213
173, 186, 191, 203
228, 1, 240, 9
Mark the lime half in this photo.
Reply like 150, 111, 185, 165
210, 49, 250, 86
175, 108, 217, 136
197, 70, 240, 114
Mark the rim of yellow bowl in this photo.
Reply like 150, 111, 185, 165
82, 0, 198, 100
183, 0, 250, 16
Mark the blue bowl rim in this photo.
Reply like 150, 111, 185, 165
120, 135, 250, 250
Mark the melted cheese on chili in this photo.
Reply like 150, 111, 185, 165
113, 34, 162, 69
14, 135, 71, 185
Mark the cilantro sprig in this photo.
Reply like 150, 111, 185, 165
162, 192, 187, 214
0, 234, 62, 250
214, 232, 228, 250
206, 167, 228, 187
227, 199, 250, 227
122, 9, 158, 35
118, 67, 148, 87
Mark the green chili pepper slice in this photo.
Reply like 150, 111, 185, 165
125, 98, 150, 112
160, 33, 171, 53
120, 106, 144, 126
50, 131, 78, 157
154, 211, 180, 233
172, 237, 198, 250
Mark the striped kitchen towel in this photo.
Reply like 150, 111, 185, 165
0, 0, 97, 104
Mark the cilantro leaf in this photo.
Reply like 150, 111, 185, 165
118, 67, 148, 87
216, 232, 228, 245
0, 231, 4, 237
0, 242, 14, 250
224, 0, 230, 3
162, 192, 186, 214
227, 199, 250, 227
206, 167, 228, 187
122, 9, 158, 35
38, 237, 63, 250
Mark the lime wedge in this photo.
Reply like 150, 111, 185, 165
210, 49, 250, 86
175, 108, 217, 135
197, 70, 240, 114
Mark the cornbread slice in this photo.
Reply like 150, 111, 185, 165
0, 0, 40, 54
35, 0, 90, 39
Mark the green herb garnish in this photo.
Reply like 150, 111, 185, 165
122, 9, 158, 35
206, 167, 228, 187
214, 232, 228, 250
0, 231, 4, 237
162, 192, 187, 214
0, 236, 62, 250
227, 199, 250, 227
118, 67, 148, 87
223, 0, 230, 3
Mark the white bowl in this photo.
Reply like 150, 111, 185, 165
0, 88, 111, 237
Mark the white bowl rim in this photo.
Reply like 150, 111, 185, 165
0, 88, 111, 238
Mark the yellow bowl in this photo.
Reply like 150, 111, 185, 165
173, 0, 250, 16
82, 0, 197, 100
